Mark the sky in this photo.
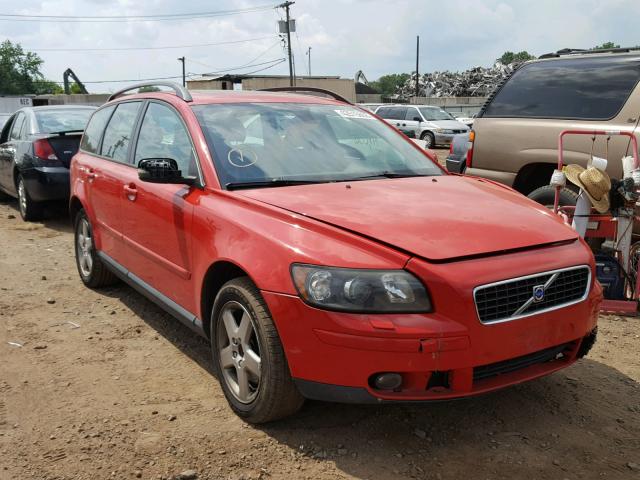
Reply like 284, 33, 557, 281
1, 0, 639, 93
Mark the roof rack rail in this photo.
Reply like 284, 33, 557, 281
257, 86, 351, 104
539, 46, 640, 59
108, 81, 192, 102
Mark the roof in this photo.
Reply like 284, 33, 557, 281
189, 74, 345, 83
111, 89, 347, 106
189, 90, 344, 105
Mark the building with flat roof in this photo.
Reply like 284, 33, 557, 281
187, 74, 357, 103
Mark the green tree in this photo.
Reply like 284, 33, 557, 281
496, 51, 536, 64
0, 40, 61, 94
593, 41, 620, 50
369, 73, 411, 96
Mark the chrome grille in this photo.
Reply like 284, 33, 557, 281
474, 266, 591, 324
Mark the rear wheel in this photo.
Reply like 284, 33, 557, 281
211, 277, 303, 423
74, 209, 118, 288
17, 176, 44, 221
527, 185, 579, 209
420, 131, 435, 149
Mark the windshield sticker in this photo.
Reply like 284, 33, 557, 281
334, 109, 374, 120
228, 148, 258, 168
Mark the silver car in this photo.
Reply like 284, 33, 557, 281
375, 105, 469, 148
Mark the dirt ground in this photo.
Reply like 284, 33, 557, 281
1, 163, 639, 480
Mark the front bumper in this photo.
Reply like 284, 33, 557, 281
21, 166, 70, 202
435, 132, 467, 145
263, 242, 602, 403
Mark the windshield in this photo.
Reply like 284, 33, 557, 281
35, 108, 95, 134
192, 103, 442, 188
419, 107, 455, 121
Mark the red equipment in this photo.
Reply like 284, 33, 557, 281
553, 130, 640, 315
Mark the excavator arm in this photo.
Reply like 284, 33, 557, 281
63, 68, 89, 95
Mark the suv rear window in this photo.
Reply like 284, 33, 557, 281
483, 56, 640, 120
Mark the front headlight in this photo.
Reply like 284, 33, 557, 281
442, 129, 454, 134
291, 264, 432, 313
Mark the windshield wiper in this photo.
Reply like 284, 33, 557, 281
50, 129, 84, 136
351, 171, 434, 180
226, 179, 325, 190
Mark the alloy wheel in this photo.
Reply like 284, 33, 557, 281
76, 217, 94, 277
216, 301, 262, 404
17, 179, 27, 218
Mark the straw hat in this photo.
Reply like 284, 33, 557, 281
564, 165, 611, 213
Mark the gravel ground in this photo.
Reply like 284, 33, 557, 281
1, 180, 639, 480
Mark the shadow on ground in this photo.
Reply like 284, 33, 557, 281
97, 281, 640, 480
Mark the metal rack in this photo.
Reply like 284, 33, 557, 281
108, 81, 193, 102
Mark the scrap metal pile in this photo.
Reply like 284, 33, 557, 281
396, 62, 517, 98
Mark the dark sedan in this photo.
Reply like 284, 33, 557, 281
0, 105, 96, 220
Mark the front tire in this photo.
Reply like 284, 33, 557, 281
74, 209, 118, 288
211, 277, 303, 423
420, 131, 435, 149
527, 185, 578, 209
17, 175, 44, 221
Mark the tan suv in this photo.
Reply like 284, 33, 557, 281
451, 48, 640, 205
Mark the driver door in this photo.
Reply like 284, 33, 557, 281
119, 101, 201, 313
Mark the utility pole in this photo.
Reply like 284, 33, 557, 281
415, 36, 420, 98
178, 57, 186, 87
307, 46, 311, 76
278, 1, 295, 86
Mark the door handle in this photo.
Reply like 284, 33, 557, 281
123, 184, 137, 201
78, 166, 97, 181
401, 123, 406, 126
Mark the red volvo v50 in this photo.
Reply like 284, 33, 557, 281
70, 83, 602, 423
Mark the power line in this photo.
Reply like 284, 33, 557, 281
26, 36, 277, 52
0, 4, 278, 23
197, 58, 287, 76
30, 59, 288, 85
187, 40, 281, 71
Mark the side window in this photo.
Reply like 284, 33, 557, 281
100, 102, 141, 163
10, 112, 25, 140
135, 102, 196, 175
80, 105, 115, 154
484, 56, 640, 119
388, 107, 407, 120
405, 107, 421, 121
376, 107, 390, 118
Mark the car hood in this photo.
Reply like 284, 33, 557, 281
236, 176, 578, 262
428, 119, 469, 130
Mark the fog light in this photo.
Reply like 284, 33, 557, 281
373, 372, 402, 390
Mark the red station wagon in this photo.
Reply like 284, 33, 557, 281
70, 82, 602, 423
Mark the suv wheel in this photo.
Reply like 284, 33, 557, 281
211, 277, 304, 423
74, 209, 118, 288
17, 176, 43, 221
527, 185, 578, 209
420, 131, 435, 148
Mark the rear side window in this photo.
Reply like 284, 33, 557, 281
80, 105, 115, 154
387, 107, 407, 120
484, 56, 640, 120
10, 112, 25, 140
100, 102, 142, 163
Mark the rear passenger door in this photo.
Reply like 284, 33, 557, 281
79, 102, 142, 264
118, 101, 201, 314
404, 107, 423, 138
0, 112, 25, 192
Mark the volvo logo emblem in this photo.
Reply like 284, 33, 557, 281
532, 285, 545, 303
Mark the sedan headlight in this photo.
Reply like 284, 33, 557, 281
291, 264, 432, 313
441, 129, 454, 134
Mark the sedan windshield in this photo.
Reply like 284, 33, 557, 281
192, 103, 442, 188
419, 107, 455, 121
35, 108, 95, 134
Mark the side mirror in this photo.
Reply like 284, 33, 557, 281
413, 117, 422, 122
138, 158, 195, 185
